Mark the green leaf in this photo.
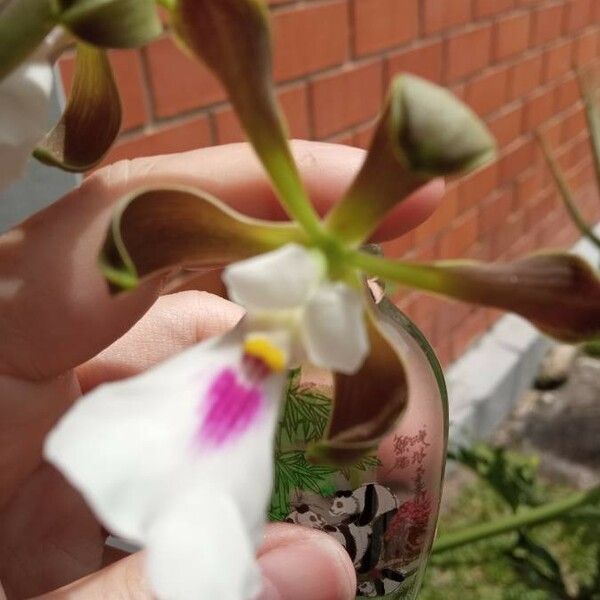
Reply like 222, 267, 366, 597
100, 186, 306, 291
538, 132, 600, 251
33, 43, 121, 172
324, 74, 496, 245
450, 444, 543, 511
351, 250, 600, 344
0, 0, 57, 80
171, 0, 324, 241
307, 298, 409, 467
59, 0, 162, 48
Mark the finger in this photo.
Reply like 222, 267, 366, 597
76, 291, 243, 393
0, 141, 443, 380
258, 523, 356, 600
35, 553, 152, 600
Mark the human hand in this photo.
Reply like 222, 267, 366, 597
0, 140, 444, 600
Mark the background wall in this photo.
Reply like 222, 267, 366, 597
59, 0, 600, 366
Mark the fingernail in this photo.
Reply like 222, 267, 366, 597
258, 535, 355, 600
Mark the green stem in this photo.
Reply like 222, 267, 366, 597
348, 249, 451, 293
156, 0, 176, 9
433, 487, 600, 554
538, 132, 600, 251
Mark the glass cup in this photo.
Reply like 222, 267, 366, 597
270, 292, 448, 599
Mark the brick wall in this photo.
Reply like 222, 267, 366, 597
60, 0, 600, 366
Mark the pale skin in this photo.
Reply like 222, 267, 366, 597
0, 140, 444, 600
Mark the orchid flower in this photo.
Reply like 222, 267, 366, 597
0, 1, 597, 599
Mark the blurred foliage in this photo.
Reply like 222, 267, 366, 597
421, 444, 600, 599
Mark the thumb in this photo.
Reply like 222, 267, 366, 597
36, 524, 357, 600
35, 553, 152, 599
257, 523, 356, 600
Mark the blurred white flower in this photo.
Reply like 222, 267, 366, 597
0, 31, 58, 192
44, 244, 370, 600
225, 243, 369, 374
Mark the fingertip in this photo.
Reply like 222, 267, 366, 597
258, 524, 356, 600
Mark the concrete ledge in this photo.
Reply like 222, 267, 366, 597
447, 227, 600, 446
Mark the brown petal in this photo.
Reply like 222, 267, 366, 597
171, 0, 322, 238
352, 250, 600, 344
34, 43, 121, 172
438, 253, 600, 343
307, 300, 409, 466
101, 186, 305, 291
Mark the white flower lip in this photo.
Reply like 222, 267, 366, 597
44, 329, 288, 600
224, 243, 370, 375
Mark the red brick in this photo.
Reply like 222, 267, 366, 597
354, 0, 419, 56
524, 86, 556, 129
273, 2, 348, 81
499, 138, 536, 183
311, 61, 384, 138
538, 115, 564, 151
555, 73, 580, 111
543, 40, 573, 82
100, 116, 212, 166
214, 83, 310, 144
531, 3, 566, 46
493, 12, 532, 61
457, 162, 498, 211
488, 103, 524, 148
352, 120, 378, 149
423, 0, 471, 35
446, 25, 493, 82
574, 29, 599, 65
451, 309, 488, 358
465, 66, 510, 115
509, 52, 544, 100
60, 49, 147, 132
561, 105, 587, 141
387, 40, 444, 84
564, 0, 594, 33
439, 209, 480, 256
480, 188, 513, 234
492, 210, 526, 257
515, 167, 545, 207
145, 37, 225, 118
474, 0, 515, 18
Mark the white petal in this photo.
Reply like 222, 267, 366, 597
302, 282, 369, 374
44, 320, 286, 577
147, 490, 262, 600
223, 243, 324, 311
0, 58, 52, 191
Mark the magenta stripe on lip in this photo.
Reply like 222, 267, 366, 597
195, 367, 264, 448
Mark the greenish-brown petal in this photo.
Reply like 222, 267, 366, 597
171, 0, 323, 239
33, 43, 121, 172
0, 0, 57, 80
437, 254, 600, 342
59, 0, 161, 48
101, 186, 306, 292
325, 74, 496, 245
307, 300, 409, 467
351, 250, 600, 344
